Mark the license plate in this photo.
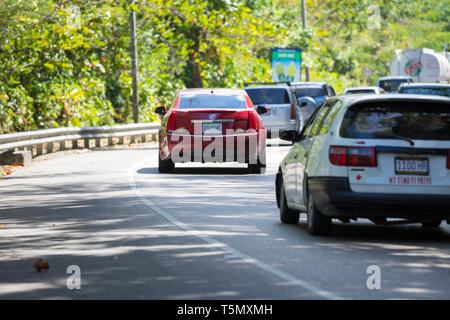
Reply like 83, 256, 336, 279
202, 122, 222, 134
395, 157, 429, 175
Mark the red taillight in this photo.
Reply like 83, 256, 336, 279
447, 150, 450, 169
329, 146, 377, 167
167, 111, 176, 132
290, 103, 296, 120
248, 111, 258, 130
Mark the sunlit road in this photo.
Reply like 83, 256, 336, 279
0, 142, 449, 299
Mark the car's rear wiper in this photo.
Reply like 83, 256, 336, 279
375, 134, 415, 146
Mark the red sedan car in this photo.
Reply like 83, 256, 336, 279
156, 88, 268, 173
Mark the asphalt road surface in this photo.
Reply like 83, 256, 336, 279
0, 141, 449, 299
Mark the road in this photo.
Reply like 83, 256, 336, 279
0, 141, 449, 299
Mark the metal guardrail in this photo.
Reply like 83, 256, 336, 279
0, 123, 161, 158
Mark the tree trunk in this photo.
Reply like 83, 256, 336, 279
185, 31, 203, 88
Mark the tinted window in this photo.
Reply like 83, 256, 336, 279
294, 87, 326, 98
179, 94, 246, 109
345, 89, 376, 94
340, 101, 450, 140
308, 103, 332, 137
399, 87, 450, 97
378, 79, 409, 92
245, 88, 290, 104
319, 101, 343, 135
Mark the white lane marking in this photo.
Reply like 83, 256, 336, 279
126, 156, 344, 300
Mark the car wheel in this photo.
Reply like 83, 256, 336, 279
279, 182, 299, 224
306, 193, 331, 236
421, 220, 441, 228
158, 154, 174, 173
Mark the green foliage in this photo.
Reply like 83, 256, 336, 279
0, 0, 449, 133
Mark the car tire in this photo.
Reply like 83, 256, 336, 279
158, 154, 174, 173
421, 220, 441, 228
306, 193, 331, 236
279, 182, 299, 224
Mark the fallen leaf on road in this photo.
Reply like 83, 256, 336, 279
34, 259, 50, 272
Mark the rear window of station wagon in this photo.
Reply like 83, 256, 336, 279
179, 94, 246, 109
340, 101, 450, 141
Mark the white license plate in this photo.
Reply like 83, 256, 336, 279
203, 122, 222, 134
395, 157, 429, 175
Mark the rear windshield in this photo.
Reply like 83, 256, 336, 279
345, 89, 375, 94
179, 94, 246, 109
399, 87, 450, 97
340, 101, 450, 140
378, 79, 409, 92
245, 88, 290, 105
294, 87, 326, 98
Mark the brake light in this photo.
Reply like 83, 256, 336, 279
290, 103, 296, 120
167, 111, 176, 132
329, 146, 377, 167
248, 111, 258, 130
447, 150, 450, 169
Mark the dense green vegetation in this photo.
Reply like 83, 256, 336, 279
0, 0, 449, 133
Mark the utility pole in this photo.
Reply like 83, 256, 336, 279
301, 0, 310, 81
130, 0, 139, 123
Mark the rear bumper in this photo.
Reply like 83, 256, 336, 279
264, 121, 298, 137
308, 177, 450, 219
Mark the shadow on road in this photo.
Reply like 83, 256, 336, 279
138, 166, 251, 175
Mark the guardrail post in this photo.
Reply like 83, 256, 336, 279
84, 138, 90, 149
72, 140, 78, 149
95, 138, 101, 148
47, 142, 55, 154
36, 144, 44, 156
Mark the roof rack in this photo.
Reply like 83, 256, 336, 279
243, 81, 291, 87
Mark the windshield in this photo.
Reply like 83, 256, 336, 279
294, 87, 326, 98
399, 87, 450, 97
245, 88, 290, 105
340, 101, 450, 140
378, 79, 409, 92
179, 94, 246, 109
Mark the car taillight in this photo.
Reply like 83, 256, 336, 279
248, 111, 258, 130
290, 103, 296, 120
167, 111, 176, 132
329, 146, 377, 167
447, 150, 450, 169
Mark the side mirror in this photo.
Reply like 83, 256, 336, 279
256, 105, 269, 115
300, 101, 308, 107
155, 106, 167, 115
280, 130, 301, 142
